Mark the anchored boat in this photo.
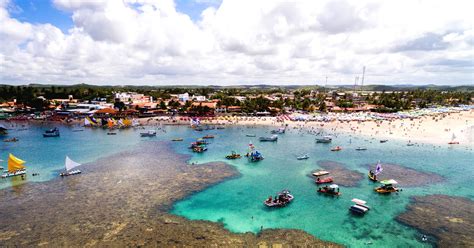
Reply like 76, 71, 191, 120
316, 136, 332, 143
296, 154, 309, 160
331, 146, 342, 151
59, 156, 82, 177
140, 130, 157, 137
374, 179, 400, 194
312, 170, 329, 177
226, 151, 241, 159
1, 154, 26, 178
259, 135, 278, 142
271, 127, 286, 134
317, 184, 341, 196
349, 198, 370, 216
43, 127, 60, 137
264, 190, 294, 207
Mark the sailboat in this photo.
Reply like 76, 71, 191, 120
368, 161, 383, 182
448, 133, 459, 144
1, 153, 27, 178
59, 156, 82, 177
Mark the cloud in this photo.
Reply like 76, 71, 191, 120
0, 0, 473, 85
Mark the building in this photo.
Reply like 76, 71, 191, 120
115, 92, 152, 104
178, 93, 190, 102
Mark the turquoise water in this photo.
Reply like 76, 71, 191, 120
1, 122, 473, 247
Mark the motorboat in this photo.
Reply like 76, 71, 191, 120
296, 154, 309, 160
192, 146, 207, 153
315, 177, 333, 184
316, 136, 332, 143
374, 179, 400, 194
264, 190, 294, 207
226, 151, 241, 159
172, 138, 184, 141
380, 139, 388, 143
246, 150, 264, 162
43, 127, 60, 137
203, 135, 215, 139
140, 130, 157, 137
3, 137, 19, 142
246, 134, 256, 137
107, 132, 117, 135
331, 146, 342, 151
355, 147, 367, 151
259, 135, 278, 142
271, 127, 286, 134
317, 184, 341, 196
349, 198, 370, 215
312, 170, 329, 177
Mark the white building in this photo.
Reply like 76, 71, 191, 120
178, 93, 189, 102
192, 95, 207, 102
115, 92, 152, 104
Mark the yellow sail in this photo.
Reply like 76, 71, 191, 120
7, 153, 26, 172
123, 119, 132, 127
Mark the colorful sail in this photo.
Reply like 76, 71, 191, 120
65, 156, 81, 171
375, 161, 383, 175
7, 153, 26, 172
123, 119, 132, 127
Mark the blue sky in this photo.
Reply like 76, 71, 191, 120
9, 0, 220, 33
10, 0, 73, 32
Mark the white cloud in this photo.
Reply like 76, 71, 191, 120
0, 0, 473, 85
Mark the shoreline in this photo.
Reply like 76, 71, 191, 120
135, 110, 474, 146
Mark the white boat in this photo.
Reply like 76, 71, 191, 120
349, 198, 370, 215
1, 154, 26, 178
59, 156, 82, 177
297, 154, 309, 160
356, 147, 367, 151
312, 170, 329, 177
316, 136, 332, 143
140, 130, 157, 137
259, 135, 278, 142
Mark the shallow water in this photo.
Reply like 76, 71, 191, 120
1, 122, 473, 247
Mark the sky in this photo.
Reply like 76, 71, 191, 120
0, 0, 473, 86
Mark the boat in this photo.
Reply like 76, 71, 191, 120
374, 179, 400, 194
271, 127, 286, 134
203, 135, 215, 139
315, 177, 333, 184
368, 161, 383, 182
380, 139, 388, 143
407, 142, 415, 146
448, 133, 459, 144
3, 137, 19, 142
296, 154, 309, 160
246, 134, 256, 137
316, 136, 332, 143
216, 126, 225, 129
192, 145, 207, 153
331, 146, 342, 151
312, 170, 329, 177
349, 198, 370, 215
1, 154, 26, 178
259, 135, 278, 142
264, 190, 294, 207
172, 138, 184, 141
59, 156, 82, 177
355, 147, 367, 151
140, 130, 157, 137
226, 151, 241, 159
317, 184, 341, 196
43, 127, 60, 137
247, 150, 264, 161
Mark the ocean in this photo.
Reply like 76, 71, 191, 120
1, 122, 472, 247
